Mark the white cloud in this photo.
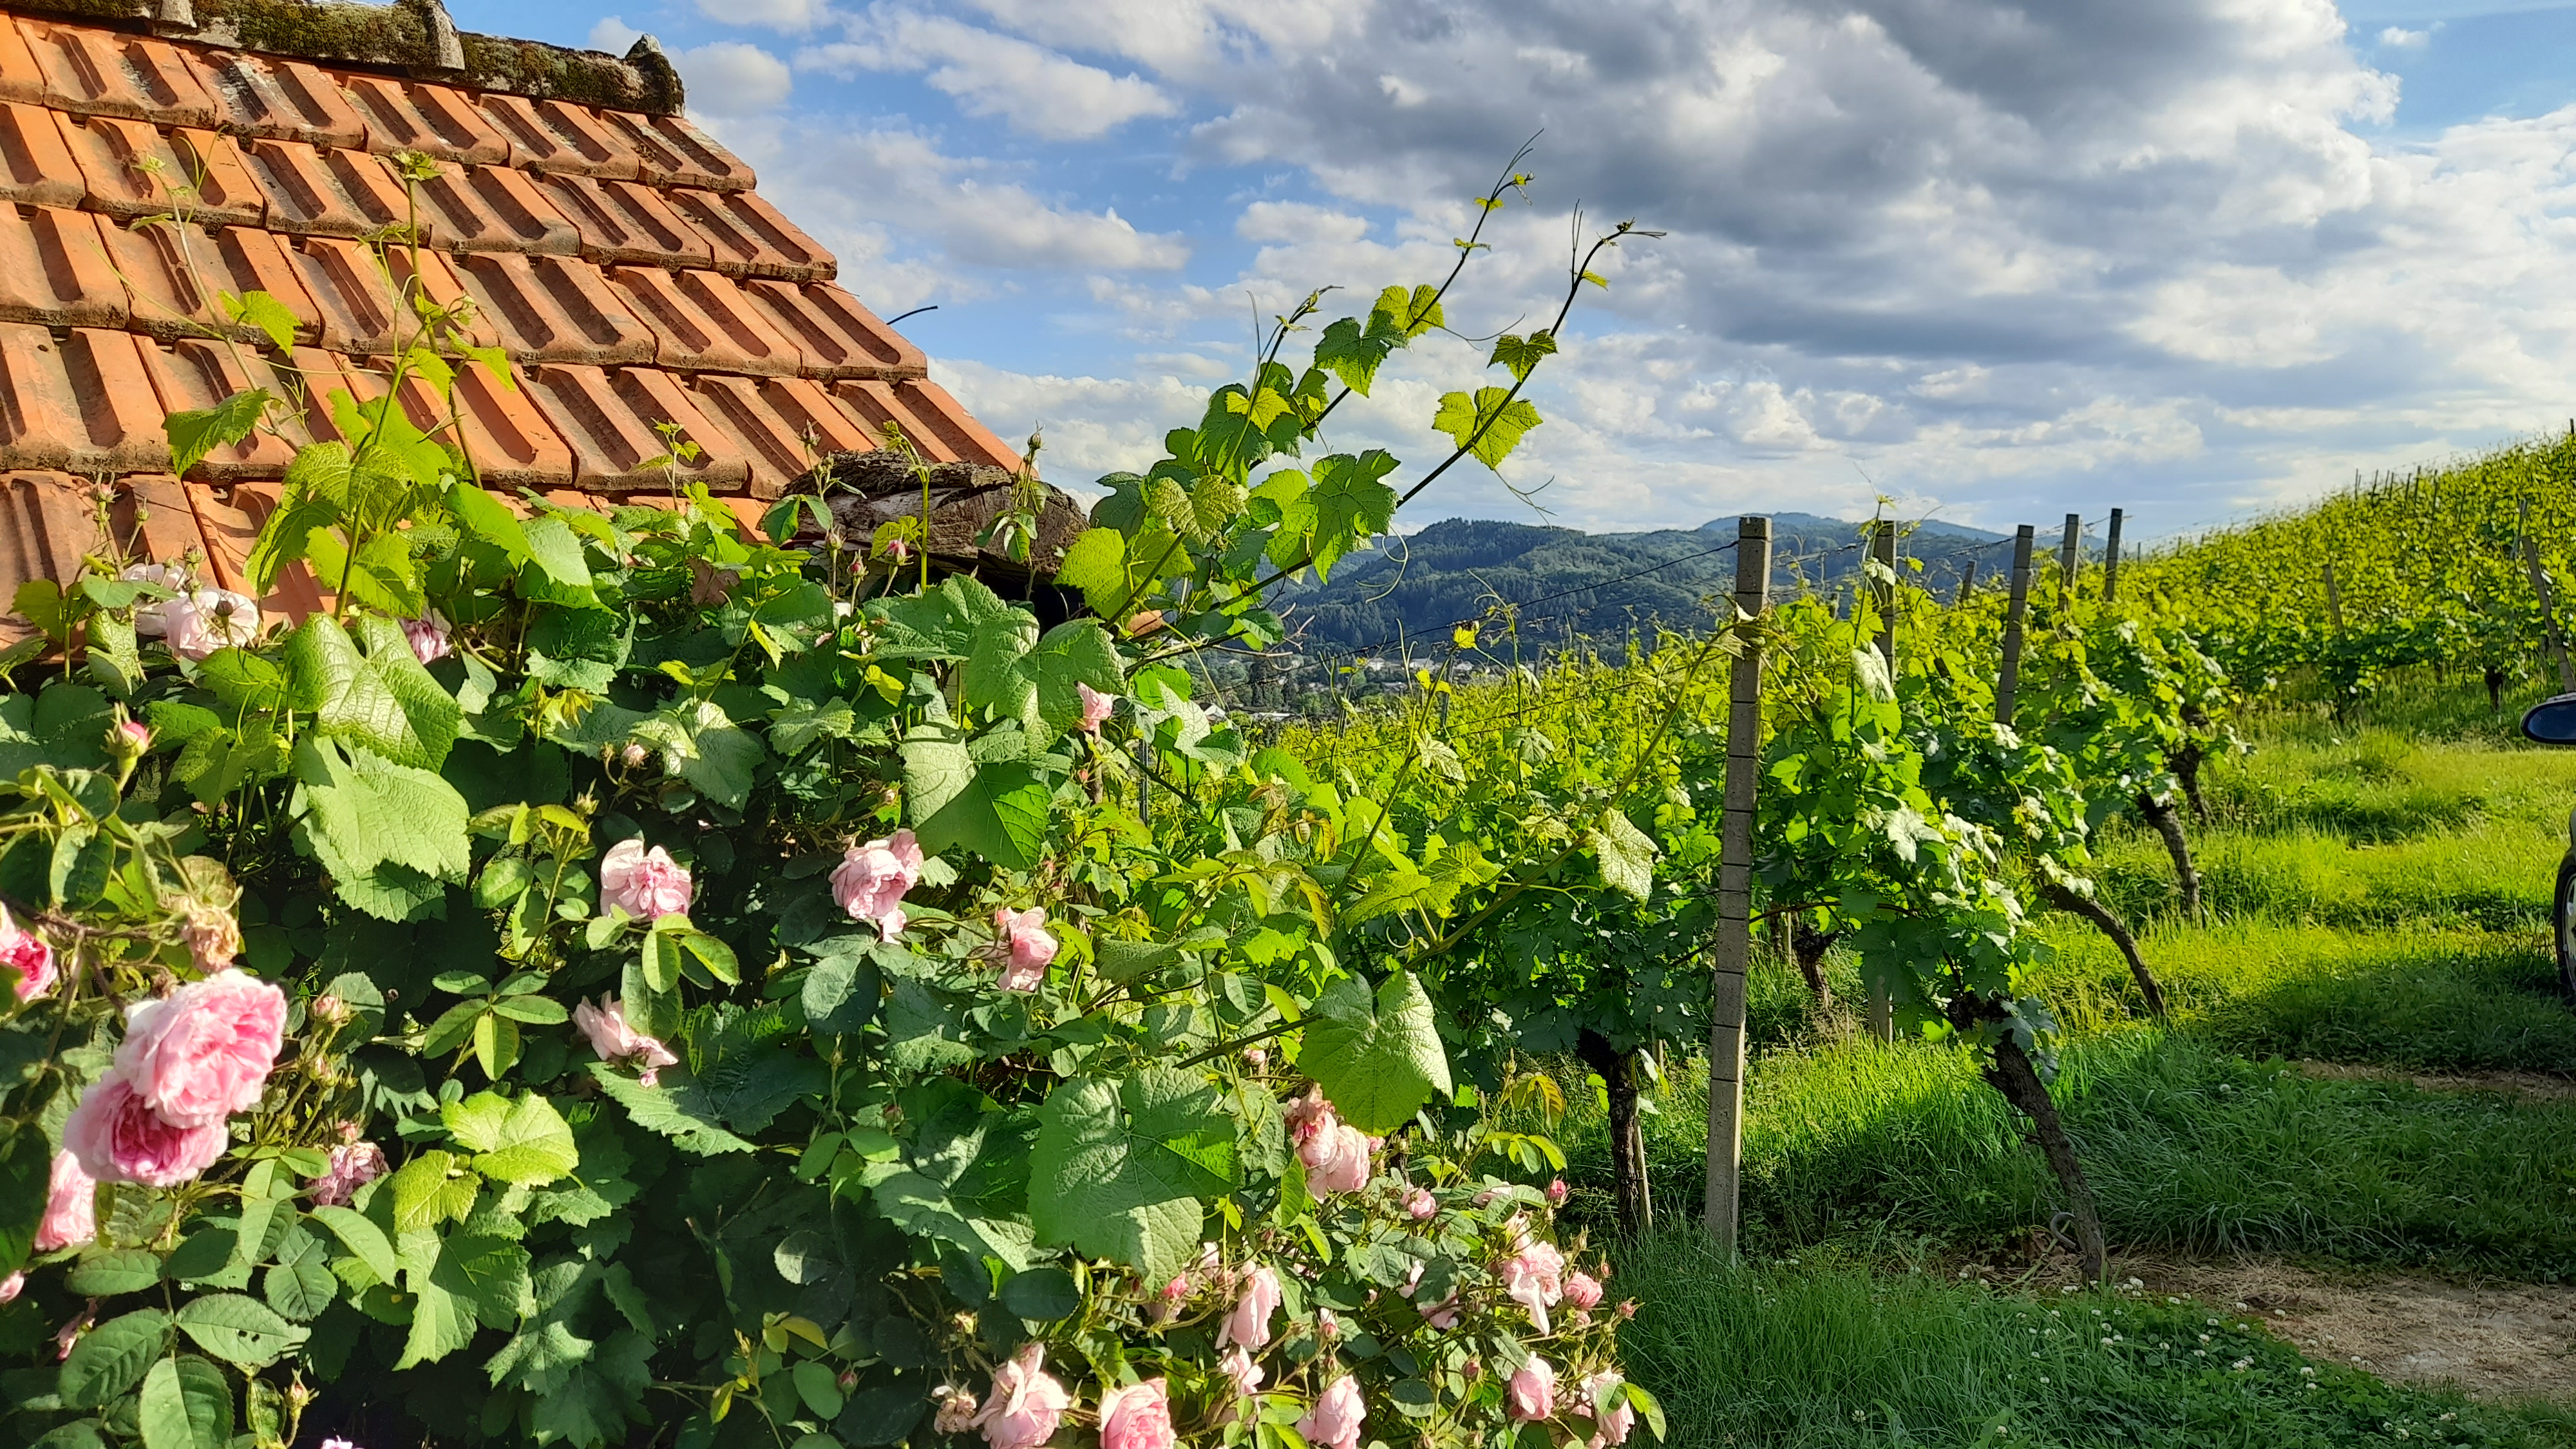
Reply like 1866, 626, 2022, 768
708, 117, 1191, 275
587, 15, 641, 52
692, 0, 830, 32
797, 8, 1175, 140
674, 42, 794, 116
706, 0, 2576, 535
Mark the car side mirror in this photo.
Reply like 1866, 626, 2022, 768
2524, 694, 2576, 744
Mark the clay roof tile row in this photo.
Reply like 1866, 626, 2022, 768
0, 0, 1046, 635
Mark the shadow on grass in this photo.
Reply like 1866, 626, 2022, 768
1615, 1238, 2576, 1448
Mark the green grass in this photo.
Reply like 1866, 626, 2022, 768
1551, 694, 2576, 1433
1618, 1239, 2576, 1448
1572, 1030, 2576, 1278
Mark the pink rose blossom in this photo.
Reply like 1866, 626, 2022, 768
115, 969, 287, 1128
1296, 1376, 1365, 1449
311, 1140, 388, 1207
1506, 1357, 1557, 1422
1616, 1298, 1638, 1320
53, 1304, 92, 1359
992, 908, 1056, 992
401, 612, 452, 665
974, 1342, 1068, 1449
1547, 1178, 1569, 1206
1575, 1372, 1635, 1446
1564, 1271, 1604, 1312
1405, 1186, 1437, 1220
574, 997, 679, 1086
1497, 1239, 1567, 1333
163, 589, 261, 661
2, 904, 56, 1002
1214, 1346, 1264, 1424
117, 719, 152, 753
122, 562, 190, 638
1219, 1264, 1281, 1352
1097, 1377, 1175, 1449
599, 838, 693, 922
1077, 683, 1117, 734
1311, 1123, 1371, 1196
34, 1151, 95, 1252
831, 829, 923, 941
62, 1074, 229, 1187
0, 1271, 21, 1302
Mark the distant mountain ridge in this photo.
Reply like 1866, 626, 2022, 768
1278, 512, 2015, 657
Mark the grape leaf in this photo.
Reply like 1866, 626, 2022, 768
1028, 1068, 1236, 1283
164, 387, 271, 482
1432, 387, 1544, 470
1300, 971, 1453, 1135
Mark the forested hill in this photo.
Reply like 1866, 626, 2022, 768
1278, 512, 2014, 656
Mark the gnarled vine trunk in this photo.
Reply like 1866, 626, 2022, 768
1577, 1030, 1651, 1235
2038, 880, 2166, 1019
2137, 791, 2201, 920
1790, 914, 1835, 1013
2170, 740, 2209, 826
2489, 668, 2507, 714
1950, 997, 2109, 1283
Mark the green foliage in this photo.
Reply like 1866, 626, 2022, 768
0, 180, 1665, 1449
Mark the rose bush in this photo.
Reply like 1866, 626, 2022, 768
0, 160, 1665, 1449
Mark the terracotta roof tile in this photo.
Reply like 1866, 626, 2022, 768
475, 93, 637, 180
0, 323, 170, 473
742, 279, 927, 381
690, 371, 875, 494
598, 109, 752, 192
522, 363, 749, 491
833, 378, 1022, 471
343, 75, 509, 166
535, 169, 710, 268
0, 203, 125, 328
0, 99, 84, 207
0, 15, 38, 104
104, 219, 318, 343
609, 265, 802, 377
57, 113, 263, 225
137, 338, 296, 482
0, 471, 97, 605
0, 4, 1048, 625
243, 138, 392, 238
183, 49, 367, 150
15, 21, 216, 128
290, 346, 573, 489
667, 187, 833, 281
455, 251, 653, 366
280, 239, 489, 356
414, 160, 576, 254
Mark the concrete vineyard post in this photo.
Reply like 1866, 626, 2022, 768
2520, 498, 2576, 692
1865, 518, 1897, 1043
2058, 513, 2081, 599
2103, 507, 2125, 604
1997, 525, 2036, 724
1703, 514, 1770, 1258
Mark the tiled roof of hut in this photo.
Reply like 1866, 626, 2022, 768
0, 0, 1067, 621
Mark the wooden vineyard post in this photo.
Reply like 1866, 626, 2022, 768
1865, 518, 1897, 1042
2058, 513, 2081, 600
1996, 525, 2036, 724
1703, 515, 1770, 1258
2520, 499, 2576, 692
1956, 559, 1978, 606
2103, 507, 2125, 604
2322, 556, 2344, 638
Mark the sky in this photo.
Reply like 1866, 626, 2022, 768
444, 0, 2576, 540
